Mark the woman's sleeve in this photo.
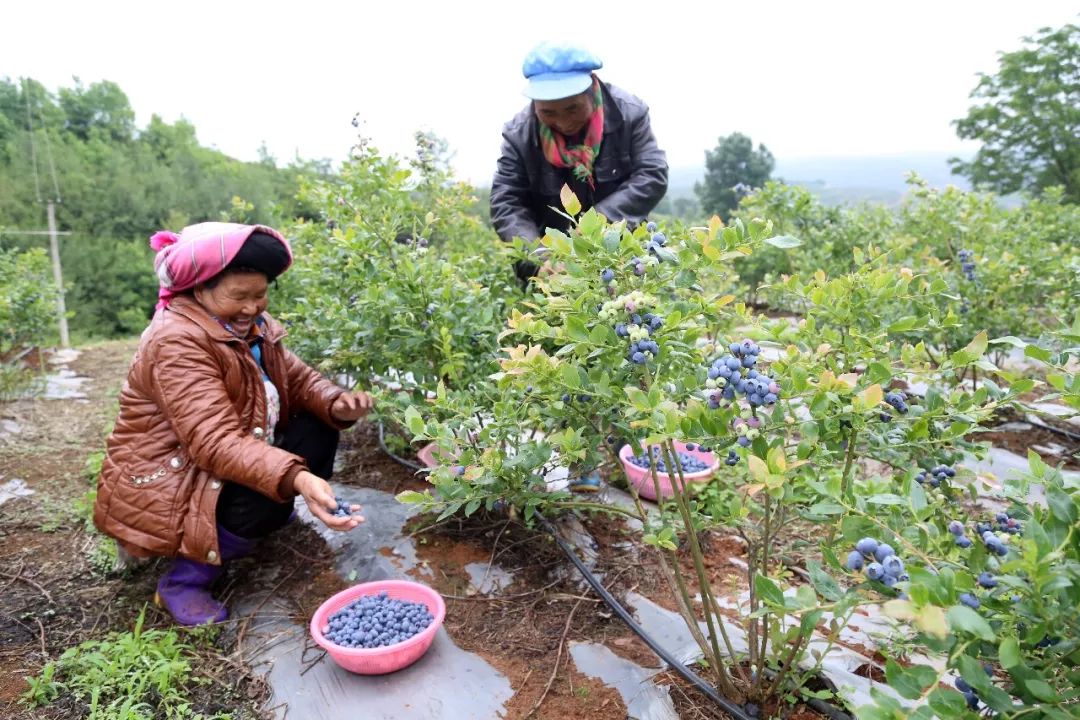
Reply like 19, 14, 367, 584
150, 336, 306, 501
281, 347, 351, 430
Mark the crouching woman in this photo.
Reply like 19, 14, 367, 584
94, 222, 372, 625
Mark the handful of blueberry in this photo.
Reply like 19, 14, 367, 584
321, 591, 435, 649
627, 447, 712, 475
332, 497, 354, 518
847, 537, 909, 591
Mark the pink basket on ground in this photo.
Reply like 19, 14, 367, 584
618, 441, 720, 501
310, 580, 446, 675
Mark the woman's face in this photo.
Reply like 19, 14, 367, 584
533, 92, 594, 137
195, 271, 269, 337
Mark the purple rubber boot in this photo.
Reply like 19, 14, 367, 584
155, 526, 257, 626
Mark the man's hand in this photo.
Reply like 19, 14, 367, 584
294, 470, 364, 531
331, 391, 375, 423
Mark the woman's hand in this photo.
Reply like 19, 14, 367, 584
331, 391, 375, 423
294, 470, 363, 531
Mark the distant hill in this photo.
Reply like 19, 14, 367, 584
667, 152, 972, 206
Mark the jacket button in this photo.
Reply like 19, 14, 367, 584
169, 457, 182, 469
253, 427, 265, 439
207, 550, 218, 563
210, 480, 222, 490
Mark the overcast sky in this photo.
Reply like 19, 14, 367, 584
2, 1, 1075, 184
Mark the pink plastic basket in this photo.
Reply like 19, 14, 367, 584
310, 580, 446, 675
619, 441, 720, 501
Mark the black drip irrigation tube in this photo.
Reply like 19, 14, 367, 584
1025, 416, 1080, 445
376, 422, 852, 720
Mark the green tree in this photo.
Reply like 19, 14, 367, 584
694, 132, 774, 219
951, 23, 1080, 202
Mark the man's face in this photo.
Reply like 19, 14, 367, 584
533, 92, 594, 137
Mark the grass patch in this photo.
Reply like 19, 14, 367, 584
22, 609, 241, 720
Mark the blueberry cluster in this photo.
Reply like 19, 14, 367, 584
332, 497, 353, 518
847, 537, 909, 590
601, 292, 664, 365
732, 414, 763, 448
948, 514, 1015, 555
958, 249, 976, 281
627, 447, 711, 475
705, 340, 779, 409
979, 527, 1012, 557
880, 390, 910, 422
725, 449, 740, 466
979, 511, 1023, 536
915, 464, 956, 488
321, 591, 434, 649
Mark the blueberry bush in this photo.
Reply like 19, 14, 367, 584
394, 189, 1035, 713
0, 246, 58, 399
277, 134, 520, 431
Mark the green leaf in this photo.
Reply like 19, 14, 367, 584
764, 234, 801, 249
560, 184, 581, 216
949, 330, 988, 366
754, 574, 786, 608
1024, 344, 1053, 363
395, 490, 428, 504
404, 405, 425, 436
561, 363, 581, 389
998, 637, 1020, 668
886, 660, 932, 700
990, 336, 1027, 349
867, 493, 907, 506
806, 560, 844, 602
565, 316, 588, 341
625, 386, 650, 410
806, 502, 845, 516
1046, 486, 1077, 523
653, 246, 679, 264
1025, 679, 1062, 703
947, 605, 995, 641
957, 655, 993, 693
887, 316, 919, 333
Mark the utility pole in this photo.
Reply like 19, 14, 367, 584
19, 76, 69, 349
46, 200, 70, 348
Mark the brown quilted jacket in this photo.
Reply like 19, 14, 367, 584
93, 294, 347, 565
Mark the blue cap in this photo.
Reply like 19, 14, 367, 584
522, 42, 602, 101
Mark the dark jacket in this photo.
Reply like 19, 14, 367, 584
94, 295, 349, 565
490, 82, 668, 278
